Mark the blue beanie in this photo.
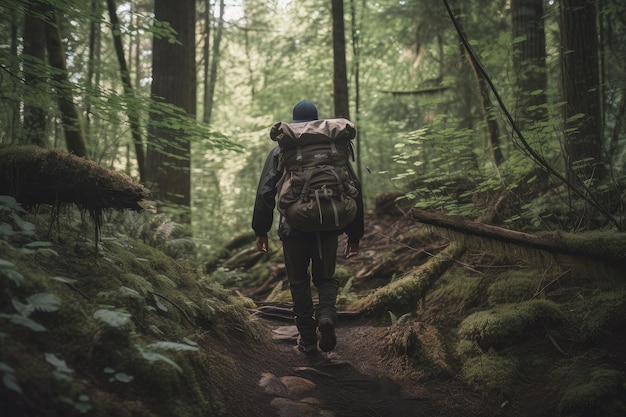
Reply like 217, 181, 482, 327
292, 100, 319, 123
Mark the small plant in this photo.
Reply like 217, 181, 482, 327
0, 293, 61, 332
136, 341, 199, 373
103, 367, 134, 383
0, 362, 22, 393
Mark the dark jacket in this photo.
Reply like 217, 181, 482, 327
252, 146, 365, 243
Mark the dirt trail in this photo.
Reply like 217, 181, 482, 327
222, 318, 490, 417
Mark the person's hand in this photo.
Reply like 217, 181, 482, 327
345, 241, 359, 258
256, 236, 269, 253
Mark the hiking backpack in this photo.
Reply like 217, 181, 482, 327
270, 118, 359, 232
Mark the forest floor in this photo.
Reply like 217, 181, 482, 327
217, 205, 520, 417
1, 198, 622, 417
220, 317, 501, 417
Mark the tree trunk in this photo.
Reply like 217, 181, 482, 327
560, 0, 603, 183
331, 0, 350, 119
512, 0, 548, 128
202, 0, 212, 123
43, 6, 88, 157
349, 0, 362, 179
7, 8, 19, 144
205, 0, 224, 126
146, 0, 196, 220
106, 0, 145, 183
448, 4, 503, 168
22, 2, 48, 147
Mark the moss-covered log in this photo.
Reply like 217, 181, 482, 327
412, 208, 626, 268
0, 145, 148, 221
351, 242, 465, 318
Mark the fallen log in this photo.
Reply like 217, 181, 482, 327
0, 145, 148, 253
350, 242, 466, 318
0, 145, 148, 215
411, 209, 626, 268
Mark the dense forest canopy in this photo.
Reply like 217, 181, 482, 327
0, 0, 625, 243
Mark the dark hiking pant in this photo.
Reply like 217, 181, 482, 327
282, 232, 339, 346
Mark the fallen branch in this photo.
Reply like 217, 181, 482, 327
411, 209, 626, 266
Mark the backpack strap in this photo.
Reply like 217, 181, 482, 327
298, 168, 314, 201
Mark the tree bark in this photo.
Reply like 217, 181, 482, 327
44, 6, 88, 158
204, 0, 224, 125
560, 0, 603, 183
146, 0, 196, 220
202, 0, 212, 123
106, 0, 145, 183
512, 0, 548, 127
350, 242, 465, 318
22, 1, 48, 147
331, 0, 350, 119
411, 208, 626, 265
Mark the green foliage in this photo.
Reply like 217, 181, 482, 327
93, 308, 132, 328
0, 198, 260, 416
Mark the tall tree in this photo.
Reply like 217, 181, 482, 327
146, 0, 196, 219
106, 0, 145, 183
202, 0, 212, 123
43, 3, 88, 157
512, 0, 548, 128
560, 0, 603, 183
205, 0, 224, 125
331, 0, 350, 119
22, 1, 47, 147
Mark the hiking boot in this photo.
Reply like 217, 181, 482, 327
297, 338, 319, 357
317, 316, 336, 352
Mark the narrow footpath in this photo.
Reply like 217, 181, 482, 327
222, 317, 494, 417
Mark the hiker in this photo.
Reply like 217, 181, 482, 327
252, 100, 364, 356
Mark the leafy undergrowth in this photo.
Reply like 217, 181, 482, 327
356, 221, 626, 416
0, 196, 261, 417
2, 193, 626, 417
223, 207, 626, 417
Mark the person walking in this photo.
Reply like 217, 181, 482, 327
252, 100, 364, 356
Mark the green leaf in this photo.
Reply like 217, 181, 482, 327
11, 299, 31, 316
0, 266, 23, 287
137, 347, 182, 373
10, 213, 35, 232
45, 353, 74, 374
93, 309, 132, 328
24, 241, 53, 249
146, 341, 199, 352
35, 248, 59, 257
0, 259, 15, 269
119, 286, 142, 299
154, 296, 168, 312
0, 223, 14, 235
2, 372, 22, 393
182, 337, 199, 347
50, 276, 78, 284
0, 362, 14, 373
114, 372, 134, 383
26, 293, 61, 313
1, 314, 46, 331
